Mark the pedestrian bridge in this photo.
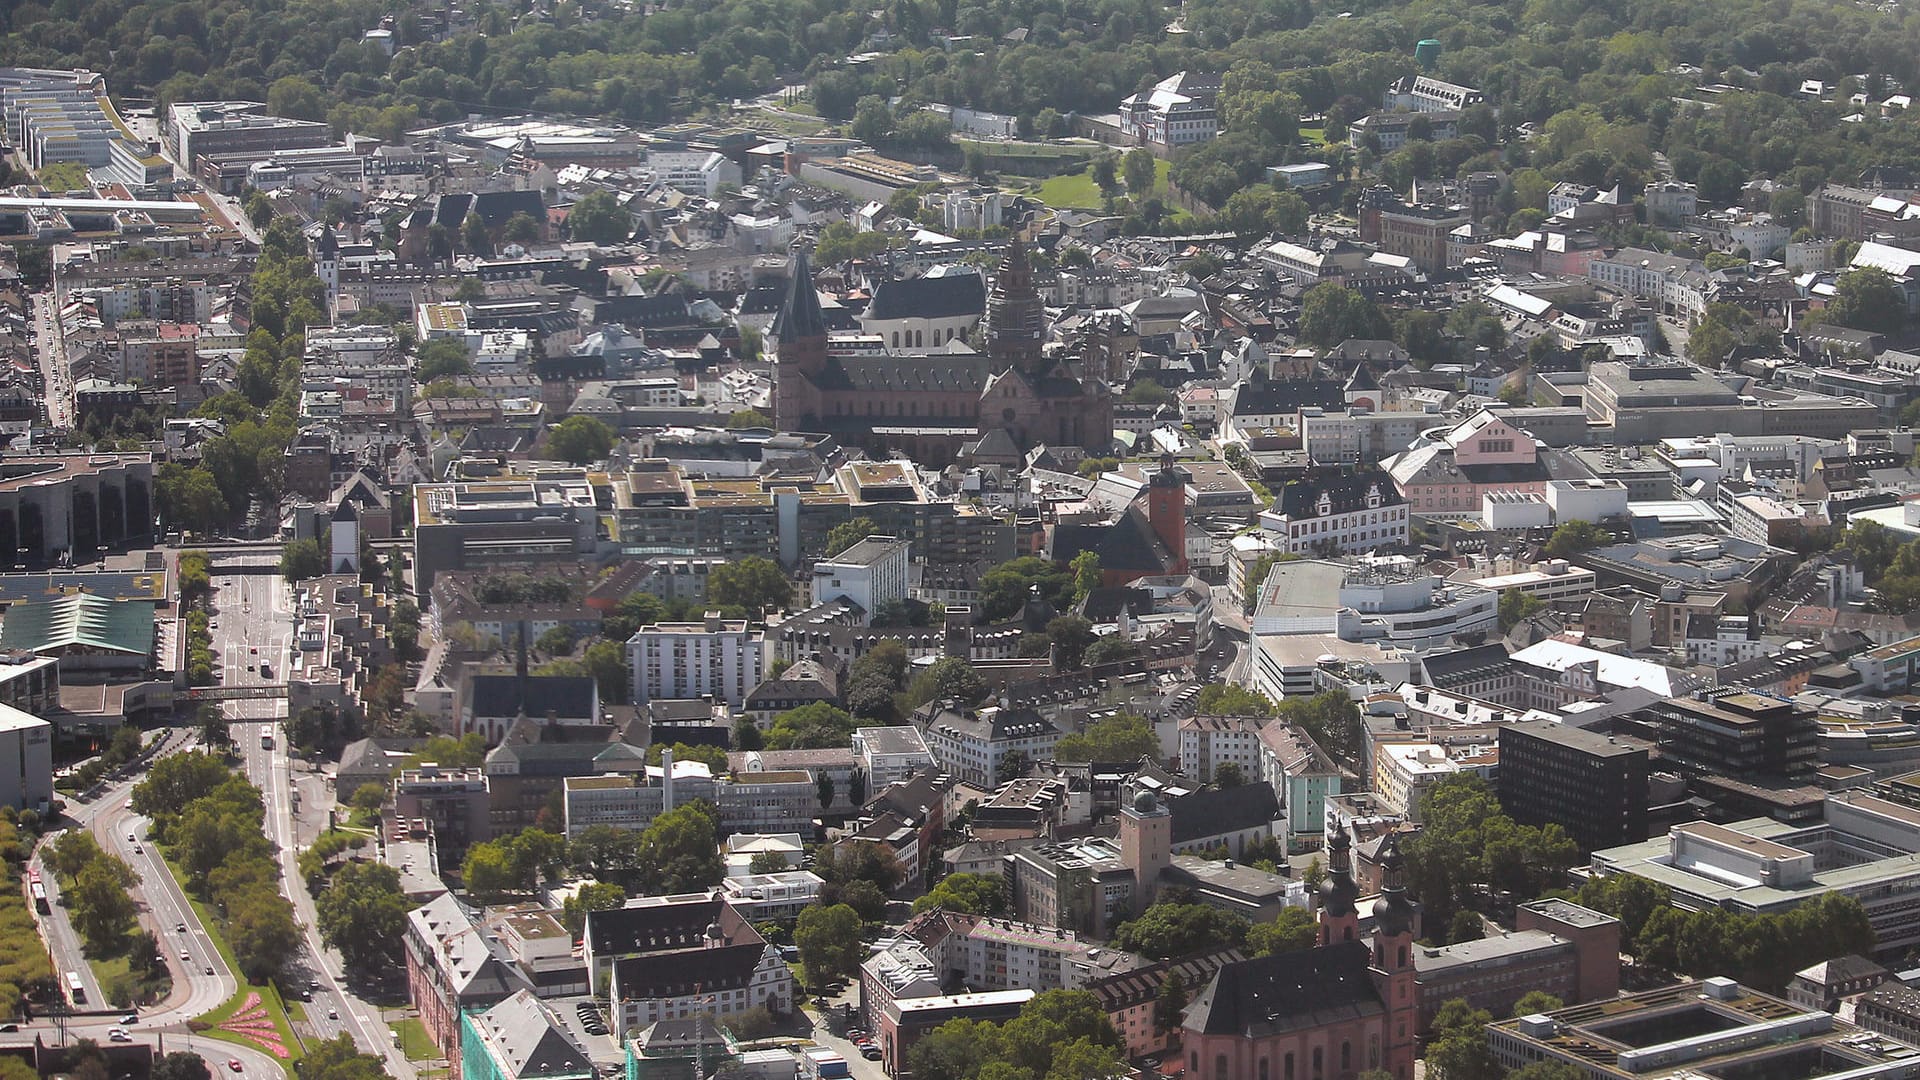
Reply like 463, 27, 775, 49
184, 684, 288, 701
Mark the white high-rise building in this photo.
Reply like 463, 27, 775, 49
627, 615, 764, 706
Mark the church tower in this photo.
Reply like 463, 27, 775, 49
984, 236, 1045, 375
1317, 829, 1361, 946
1369, 834, 1420, 1080
1146, 454, 1190, 577
1119, 789, 1171, 914
314, 225, 341, 318
771, 248, 829, 431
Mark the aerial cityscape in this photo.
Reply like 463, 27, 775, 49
9, 1, 1920, 1079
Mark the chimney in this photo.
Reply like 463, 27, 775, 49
662, 746, 675, 811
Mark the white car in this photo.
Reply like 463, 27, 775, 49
107, 1028, 130, 1043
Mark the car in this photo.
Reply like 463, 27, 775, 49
133, 845, 141, 854
228, 1059, 243, 1073
180, 951, 191, 962
861, 1047, 882, 1061
176, 923, 187, 933
108, 1029, 130, 1043
250, 647, 257, 655
204, 965, 214, 975
126, 833, 136, 842
120, 1013, 137, 1025
327, 1008, 338, 1020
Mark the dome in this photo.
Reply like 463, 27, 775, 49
1318, 867, 1360, 917
1132, 789, 1158, 814
1373, 891, 1416, 937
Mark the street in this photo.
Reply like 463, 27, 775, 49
23, 562, 413, 1078
31, 291, 70, 429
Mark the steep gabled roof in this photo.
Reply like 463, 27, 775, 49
1184, 941, 1384, 1037
773, 249, 827, 341
866, 271, 987, 322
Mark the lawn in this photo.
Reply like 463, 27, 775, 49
85, 951, 171, 1011
1033, 158, 1172, 210
34, 162, 89, 192
165, 860, 301, 1072
1299, 126, 1325, 143
394, 1015, 436, 1062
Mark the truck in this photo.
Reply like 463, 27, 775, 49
801, 1048, 849, 1080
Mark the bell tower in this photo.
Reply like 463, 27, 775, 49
771, 248, 828, 430
985, 236, 1045, 375
1317, 829, 1361, 945
1369, 835, 1419, 1080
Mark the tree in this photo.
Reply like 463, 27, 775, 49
1545, 520, 1612, 558
1195, 684, 1277, 717
417, 338, 472, 382
914, 873, 1007, 914
350, 783, 386, 815
567, 191, 630, 244
536, 625, 578, 656
727, 409, 772, 428
1090, 153, 1119, 197
545, 415, 615, 465
1447, 909, 1486, 944
708, 556, 792, 612
1123, 147, 1157, 195
583, 640, 631, 705
1154, 970, 1188, 1034
1298, 283, 1389, 349
977, 557, 1074, 621
1499, 590, 1544, 631
280, 539, 325, 582
315, 861, 410, 976
299, 1034, 389, 1080
461, 211, 492, 257
749, 850, 792, 875
825, 516, 878, 558
1214, 762, 1245, 787
1054, 714, 1160, 763
1245, 906, 1318, 956
795, 903, 864, 987
1512, 991, 1565, 1017
153, 1052, 213, 1080
1113, 902, 1250, 960
69, 859, 138, 953
1083, 636, 1138, 667
1822, 267, 1907, 335
1426, 999, 1503, 1080
503, 212, 541, 246
157, 463, 229, 533
817, 772, 836, 810
560, 882, 627, 935
907, 657, 985, 708
1070, 551, 1102, 605
647, 742, 728, 770
1046, 614, 1096, 669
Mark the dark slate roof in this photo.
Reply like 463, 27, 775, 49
1418, 643, 1512, 689
738, 285, 786, 317
585, 293, 690, 328
612, 943, 768, 1000
773, 250, 827, 341
1082, 586, 1154, 622
434, 193, 473, 229
1458, 460, 1550, 484
1232, 377, 1346, 417
471, 189, 548, 226
470, 675, 598, 721
811, 355, 989, 393
1185, 942, 1385, 1037
866, 272, 987, 322
1170, 783, 1281, 845
585, 897, 723, 956
1051, 504, 1175, 575
1276, 470, 1402, 519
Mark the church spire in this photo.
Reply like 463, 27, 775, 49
772, 248, 827, 343
985, 235, 1045, 375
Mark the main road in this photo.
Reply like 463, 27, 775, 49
215, 563, 418, 1079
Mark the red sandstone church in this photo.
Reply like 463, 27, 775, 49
770, 238, 1113, 462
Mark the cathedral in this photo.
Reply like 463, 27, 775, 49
770, 238, 1113, 462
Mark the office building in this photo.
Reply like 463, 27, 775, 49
1487, 978, 1920, 1080
1640, 691, 1818, 782
627, 615, 763, 707
1498, 720, 1651, 850
166, 101, 329, 168
811, 535, 910, 614
582, 895, 794, 1040
1590, 792, 1920, 955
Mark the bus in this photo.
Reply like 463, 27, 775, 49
64, 971, 84, 1005
29, 881, 47, 915
260, 733, 273, 751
